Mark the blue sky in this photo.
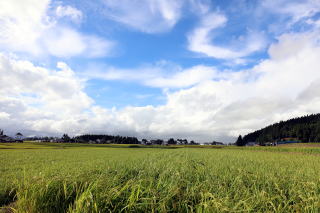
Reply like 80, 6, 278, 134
1, 0, 320, 142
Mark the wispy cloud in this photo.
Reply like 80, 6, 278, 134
262, 0, 320, 26
55, 5, 83, 23
83, 62, 217, 89
101, 0, 184, 33
187, 12, 267, 60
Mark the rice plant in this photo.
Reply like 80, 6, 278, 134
1, 143, 320, 212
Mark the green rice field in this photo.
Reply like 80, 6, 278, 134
1, 142, 320, 212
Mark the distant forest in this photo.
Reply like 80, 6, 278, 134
25, 133, 215, 145
240, 114, 320, 145
74, 134, 140, 144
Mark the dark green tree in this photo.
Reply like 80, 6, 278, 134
235, 135, 245, 146
189, 140, 198, 145
153, 139, 164, 145
167, 138, 176, 145
62, 134, 71, 142
241, 114, 320, 145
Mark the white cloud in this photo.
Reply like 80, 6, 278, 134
262, 0, 320, 25
44, 27, 115, 58
188, 12, 267, 60
0, 112, 10, 120
2, 30, 320, 142
136, 31, 320, 141
0, 0, 49, 55
256, 0, 320, 35
145, 65, 216, 88
84, 63, 217, 89
1, 1, 320, 142
0, 0, 114, 58
102, 0, 183, 33
100, 0, 213, 34
188, 0, 210, 15
0, 54, 92, 114
187, 0, 320, 61
55, 5, 83, 23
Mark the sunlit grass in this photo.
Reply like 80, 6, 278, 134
1, 143, 320, 212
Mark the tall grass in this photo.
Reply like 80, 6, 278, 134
1, 144, 320, 212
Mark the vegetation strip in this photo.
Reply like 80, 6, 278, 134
1, 143, 320, 212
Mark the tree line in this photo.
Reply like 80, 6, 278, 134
73, 134, 140, 144
25, 134, 219, 145
236, 113, 320, 145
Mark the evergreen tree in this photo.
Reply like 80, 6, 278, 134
235, 135, 245, 146
167, 138, 176, 145
62, 134, 71, 142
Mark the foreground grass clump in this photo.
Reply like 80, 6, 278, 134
1, 143, 320, 212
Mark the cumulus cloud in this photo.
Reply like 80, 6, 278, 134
0, 0, 114, 58
102, 0, 183, 33
0, 54, 92, 113
136, 31, 320, 141
0, 54, 102, 136
1, 0, 320, 142
2, 30, 320, 142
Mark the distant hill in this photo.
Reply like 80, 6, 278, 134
242, 114, 320, 145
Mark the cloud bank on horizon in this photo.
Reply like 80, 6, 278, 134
0, 0, 320, 142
